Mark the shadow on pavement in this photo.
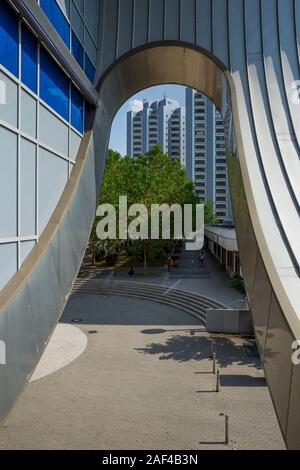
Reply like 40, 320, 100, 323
135, 334, 261, 368
220, 375, 266, 387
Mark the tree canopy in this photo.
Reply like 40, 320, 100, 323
100, 146, 198, 209
88, 146, 218, 268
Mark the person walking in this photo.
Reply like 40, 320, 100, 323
128, 266, 134, 277
167, 256, 172, 273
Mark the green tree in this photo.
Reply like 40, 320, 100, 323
203, 199, 219, 225
90, 146, 218, 272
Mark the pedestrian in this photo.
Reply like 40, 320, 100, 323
128, 266, 134, 277
167, 256, 172, 273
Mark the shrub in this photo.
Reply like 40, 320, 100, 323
230, 272, 246, 295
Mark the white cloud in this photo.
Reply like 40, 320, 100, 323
129, 99, 143, 113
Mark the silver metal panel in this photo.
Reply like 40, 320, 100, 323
84, 0, 100, 44
261, 0, 300, 206
116, 0, 134, 58
286, 363, 300, 449
164, 0, 180, 41
99, 0, 118, 75
132, 0, 149, 48
148, 0, 164, 43
277, 0, 300, 148
263, 294, 294, 435
195, 0, 212, 52
251, 252, 272, 358
212, 0, 229, 67
71, 1, 84, 42
180, 0, 196, 44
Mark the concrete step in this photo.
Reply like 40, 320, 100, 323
72, 279, 225, 326
73, 279, 223, 307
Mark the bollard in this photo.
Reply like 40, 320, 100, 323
220, 413, 229, 445
216, 369, 220, 392
210, 339, 214, 358
213, 352, 216, 374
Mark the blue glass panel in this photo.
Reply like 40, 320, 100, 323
0, 1, 18, 76
40, 48, 69, 122
21, 25, 37, 93
84, 101, 90, 132
85, 53, 95, 83
71, 85, 83, 133
40, 0, 70, 48
72, 31, 84, 68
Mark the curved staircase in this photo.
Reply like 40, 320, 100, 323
72, 279, 225, 326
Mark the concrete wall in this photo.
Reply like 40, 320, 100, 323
206, 309, 252, 335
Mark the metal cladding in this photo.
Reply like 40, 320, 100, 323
0, 0, 300, 449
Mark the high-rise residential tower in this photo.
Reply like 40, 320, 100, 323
127, 97, 185, 166
186, 88, 232, 223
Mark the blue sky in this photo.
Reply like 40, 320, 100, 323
108, 84, 187, 155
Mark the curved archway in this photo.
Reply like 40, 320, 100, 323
96, 45, 300, 449
0, 7, 299, 447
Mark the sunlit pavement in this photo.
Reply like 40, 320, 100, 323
0, 296, 285, 450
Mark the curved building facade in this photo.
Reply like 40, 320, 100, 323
0, 0, 299, 449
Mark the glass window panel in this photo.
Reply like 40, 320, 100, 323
70, 129, 82, 161
21, 89, 37, 138
20, 138, 36, 237
71, 84, 83, 133
85, 0, 99, 43
84, 53, 95, 83
71, 1, 83, 42
39, 103, 69, 156
0, 70, 18, 127
85, 29, 97, 64
40, 0, 70, 48
38, 148, 68, 233
0, 126, 17, 238
0, 1, 18, 76
85, 101, 92, 132
40, 47, 69, 122
71, 31, 84, 68
21, 24, 37, 93
56, 0, 70, 19
20, 240, 36, 265
0, 243, 17, 290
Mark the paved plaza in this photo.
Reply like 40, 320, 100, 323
79, 249, 245, 308
0, 295, 285, 450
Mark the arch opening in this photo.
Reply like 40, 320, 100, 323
93, 43, 300, 448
